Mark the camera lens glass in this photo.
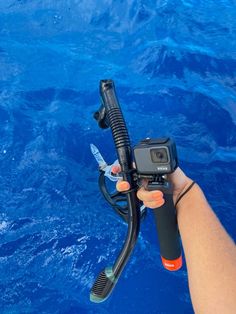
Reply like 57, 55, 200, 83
151, 148, 169, 163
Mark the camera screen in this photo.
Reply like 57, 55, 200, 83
150, 148, 169, 163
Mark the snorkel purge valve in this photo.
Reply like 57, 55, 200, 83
90, 80, 182, 303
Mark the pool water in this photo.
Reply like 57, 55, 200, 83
0, 1, 235, 313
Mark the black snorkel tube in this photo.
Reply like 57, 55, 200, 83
90, 80, 140, 303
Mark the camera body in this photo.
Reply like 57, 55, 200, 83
133, 138, 178, 175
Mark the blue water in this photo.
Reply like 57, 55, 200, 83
0, 1, 236, 313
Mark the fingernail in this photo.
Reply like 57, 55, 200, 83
119, 181, 130, 190
112, 166, 120, 174
158, 198, 165, 206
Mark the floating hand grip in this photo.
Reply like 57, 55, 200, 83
147, 182, 182, 271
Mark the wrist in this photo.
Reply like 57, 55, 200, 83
175, 181, 196, 207
172, 175, 193, 205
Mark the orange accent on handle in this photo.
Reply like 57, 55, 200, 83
161, 255, 182, 271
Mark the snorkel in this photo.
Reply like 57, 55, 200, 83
90, 80, 182, 303
90, 80, 141, 302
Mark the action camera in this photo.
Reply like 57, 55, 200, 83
133, 138, 178, 175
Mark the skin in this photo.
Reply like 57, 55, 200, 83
112, 166, 236, 314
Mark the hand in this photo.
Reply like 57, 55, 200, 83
112, 165, 193, 209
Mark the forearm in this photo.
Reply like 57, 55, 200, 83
177, 184, 236, 314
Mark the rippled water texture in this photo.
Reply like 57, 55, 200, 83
0, 1, 236, 313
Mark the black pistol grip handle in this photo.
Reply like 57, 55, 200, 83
148, 184, 182, 271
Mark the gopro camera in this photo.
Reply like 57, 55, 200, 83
133, 138, 178, 175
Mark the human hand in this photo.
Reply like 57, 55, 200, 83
112, 165, 192, 208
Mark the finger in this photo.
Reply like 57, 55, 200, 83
116, 180, 130, 192
111, 165, 121, 174
144, 198, 165, 209
112, 162, 136, 174
137, 187, 163, 202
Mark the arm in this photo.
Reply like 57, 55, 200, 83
175, 180, 236, 314
115, 167, 236, 314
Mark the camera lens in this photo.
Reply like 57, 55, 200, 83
151, 148, 168, 163
156, 151, 164, 159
